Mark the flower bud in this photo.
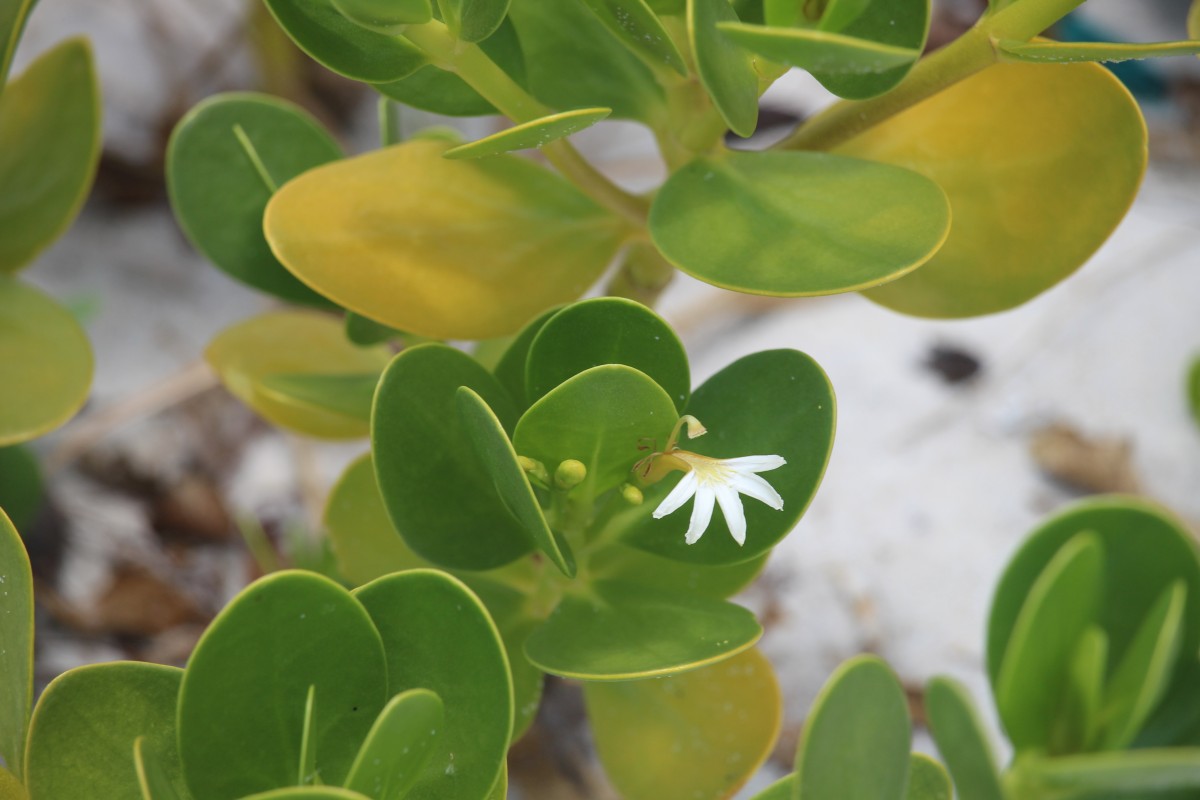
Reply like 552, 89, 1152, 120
620, 483, 644, 505
554, 459, 587, 490
518, 456, 549, 485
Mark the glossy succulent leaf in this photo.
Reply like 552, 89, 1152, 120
178, 572, 388, 798
0, 509, 31, 780
585, 648, 781, 800
344, 689, 444, 800
838, 61, 1145, 317
690, 0, 759, 137
457, 388, 574, 576
988, 498, 1200, 688
1101, 581, 1187, 750
0, 278, 92, 447
438, 0, 511, 41
650, 150, 950, 296
332, 0, 432, 31
588, 543, 768, 599
25, 663, 185, 799
345, 311, 401, 347
816, 0, 927, 98
507, 0, 665, 123
258, 373, 378, 424
166, 93, 342, 306
1013, 749, 1200, 795
524, 580, 761, 680
242, 791, 373, 800
925, 677, 1005, 800
134, 736, 184, 800
0, 0, 33, 87
355, 570, 512, 800
204, 312, 390, 439
524, 298, 690, 411
998, 39, 1200, 64
443, 107, 611, 160
493, 307, 559, 411
995, 532, 1104, 752
0, 445, 41, 533
904, 754, 952, 800
0, 38, 100, 273
1134, 658, 1200, 748
718, 23, 918, 81
514, 365, 677, 503
263, 0, 426, 82
579, 0, 687, 75
747, 775, 793, 800
622, 349, 835, 565
794, 655, 911, 800
265, 139, 626, 340
325, 454, 430, 586
376, 19, 525, 116
1062, 626, 1107, 753
372, 344, 533, 570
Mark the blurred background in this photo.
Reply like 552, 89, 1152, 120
6, 0, 1200, 796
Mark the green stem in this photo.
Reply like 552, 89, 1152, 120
402, 21, 650, 224
781, 0, 1088, 152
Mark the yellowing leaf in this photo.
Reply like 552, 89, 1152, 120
836, 61, 1146, 317
265, 139, 628, 340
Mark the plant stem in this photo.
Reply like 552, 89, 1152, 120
402, 21, 650, 225
781, 0, 1088, 152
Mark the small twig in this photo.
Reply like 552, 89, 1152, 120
46, 361, 220, 474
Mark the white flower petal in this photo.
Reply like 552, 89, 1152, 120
723, 454, 787, 473
653, 471, 699, 519
714, 483, 747, 546
685, 485, 716, 545
731, 471, 784, 511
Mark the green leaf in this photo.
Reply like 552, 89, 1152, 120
456, 387, 574, 576
259, 373, 378, 423
493, 307, 559, 412
1059, 626, 1107, 753
585, 648, 781, 799
814, 0, 927, 98
525, 298, 691, 412
838, 61, 1146, 318
355, 570, 512, 800
332, 0, 432, 31
325, 454, 430, 586
166, 93, 342, 307
0, 509, 32, 781
344, 689, 444, 800
588, 542, 768, 599
1015, 749, 1200, 795
204, 311, 390, 439
0, 445, 41, 533
345, 311, 401, 347
443, 107, 611, 160
299, 685, 317, 785
507, 0, 665, 123
987, 498, 1200, 693
438, 0, 511, 42
265, 138, 626, 340
1189, 356, 1200, 430
650, 150, 950, 296
178, 571, 388, 797
0, 0, 33, 88
689, 0, 759, 137
25, 663, 185, 799
1101, 581, 1187, 749
746, 775, 794, 800
514, 365, 678, 504
995, 532, 1104, 752
0, 38, 100, 273
524, 580, 761, 680
578, 0, 687, 75
622, 349, 835, 566
795, 655, 911, 800
134, 736, 184, 800
372, 344, 533, 570
241, 790, 373, 800
925, 677, 1004, 800
263, 0, 427, 82
999, 39, 1200, 64
0, 278, 92, 446
904, 754, 952, 800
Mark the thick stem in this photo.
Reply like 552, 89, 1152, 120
402, 21, 650, 224
782, 0, 1088, 152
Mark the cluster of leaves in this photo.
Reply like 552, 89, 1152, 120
0, 0, 100, 485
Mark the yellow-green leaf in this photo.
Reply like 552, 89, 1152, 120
836, 61, 1146, 317
264, 139, 627, 340
443, 107, 611, 159
998, 39, 1200, 64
